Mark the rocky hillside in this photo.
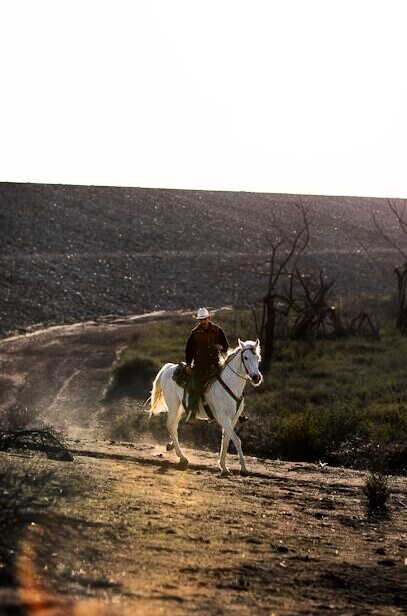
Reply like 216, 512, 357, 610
0, 182, 404, 336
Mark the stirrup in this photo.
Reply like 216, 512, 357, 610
238, 415, 249, 423
185, 409, 196, 423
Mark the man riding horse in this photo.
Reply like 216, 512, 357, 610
150, 312, 261, 473
184, 307, 229, 422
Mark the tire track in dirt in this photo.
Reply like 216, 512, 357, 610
0, 312, 177, 437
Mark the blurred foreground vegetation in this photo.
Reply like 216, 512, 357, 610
101, 297, 407, 474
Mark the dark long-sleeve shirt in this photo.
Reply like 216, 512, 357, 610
185, 321, 229, 368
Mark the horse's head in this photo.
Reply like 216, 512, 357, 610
238, 338, 263, 385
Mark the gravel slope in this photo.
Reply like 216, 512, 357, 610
1, 182, 403, 337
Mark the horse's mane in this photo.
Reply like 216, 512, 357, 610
221, 347, 241, 366
221, 340, 260, 366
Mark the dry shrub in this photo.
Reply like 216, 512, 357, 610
0, 453, 88, 592
0, 454, 57, 585
0, 455, 56, 535
362, 443, 392, 514
363, 471, 390, 513
0, 404, 39, 431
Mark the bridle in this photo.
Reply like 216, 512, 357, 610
224, 348, 258, 382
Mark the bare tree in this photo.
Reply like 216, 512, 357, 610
288, 269, 345, 340
253, 202, 311, 370
348, 311, 381, 339
282, 268, 380, 340
372, 199, 407, 334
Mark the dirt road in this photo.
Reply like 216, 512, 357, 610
0, 318, 406, 615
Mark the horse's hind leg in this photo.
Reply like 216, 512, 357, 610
166, 406, 188, 466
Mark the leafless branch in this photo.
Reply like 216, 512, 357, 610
387, 199, 407, 236
372, 210, 407, 261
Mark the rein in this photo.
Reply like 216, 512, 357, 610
217, 374, 244, 411
217, 348, 257, 411
224, 354, 251, 381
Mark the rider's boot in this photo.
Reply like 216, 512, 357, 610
185, 392, 199, 423
185, 408, 197, 423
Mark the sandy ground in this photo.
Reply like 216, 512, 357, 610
0, 317, 406, 615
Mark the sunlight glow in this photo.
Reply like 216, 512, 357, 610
0, 0, 406, 197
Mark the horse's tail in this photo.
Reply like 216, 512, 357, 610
149, 363, 172, 415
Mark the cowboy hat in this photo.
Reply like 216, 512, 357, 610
194, 307, 210, 320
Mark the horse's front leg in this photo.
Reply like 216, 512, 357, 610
220, 419, 249, 476
219, 428, 231, 476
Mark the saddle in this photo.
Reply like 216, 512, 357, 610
172, 362, 216, 420
172, 362, 191, 388
172, 362, 219, 389
172, 363, 248, 425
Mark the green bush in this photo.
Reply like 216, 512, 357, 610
367, 402, 407, 444
103, 353, 160, 401
270, 403, 364, 462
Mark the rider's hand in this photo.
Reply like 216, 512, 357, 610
186, 365, 193, 375
215, 344, 223, 351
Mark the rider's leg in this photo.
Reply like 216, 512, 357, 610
185, 372, 204, 421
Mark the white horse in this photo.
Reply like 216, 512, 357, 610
149, 339, 263, 476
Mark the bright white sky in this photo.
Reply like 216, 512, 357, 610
0, 0, 406, 197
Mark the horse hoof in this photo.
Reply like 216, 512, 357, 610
220, 468, 231, 478
240, 469, 250, 477
179, 458, 189, 468
166, 442, 175, 451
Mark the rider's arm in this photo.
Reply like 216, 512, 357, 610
218, 329, 229, 353
185, 333, 196, 366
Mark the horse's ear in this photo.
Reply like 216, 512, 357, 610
254, 338, 260, 349
238, 338, 244, 350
